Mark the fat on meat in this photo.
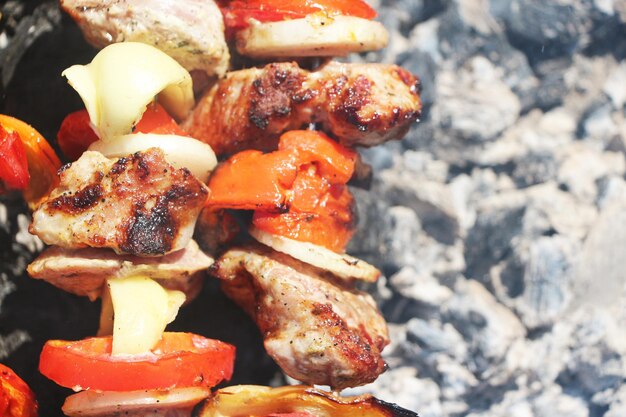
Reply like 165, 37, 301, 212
211, 245, 389, 390
30, 149, 209, 257
28, 239, 212, 301
60, 0, 230, 79
182, 61, 422, 155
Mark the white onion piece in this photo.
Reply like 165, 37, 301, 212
88, 134, 217, 183
62, 387, 210, 417
250, 227, 380, 282
237, 15, 389, 58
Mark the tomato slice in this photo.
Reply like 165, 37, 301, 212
219, 0, 377, 32
207, 149, 298, 211
133, 102, 190, 137
0, 115, 61, 209
0, 126, 29, 191
208, 130, 357, 251
56, 110, 99, 161
253, 177, 356, 252
278, 130, 356, 184
208, 130, 355, 211
0, 363, 38, 417
39, 333, 235, 392
58, 103, 188, 161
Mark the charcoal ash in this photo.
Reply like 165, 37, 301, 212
3, 0, 626, 416
349, 0, 626, 414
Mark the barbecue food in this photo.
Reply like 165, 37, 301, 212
250, 227, 380, 282
60, 0, 230, 79
197, 385, 419, 417
236, 15, 388, 58
0, 363, 38, 417
27, 239, 211, 301
30, 149, 209, 257
219, 0, 389, 59
182, 61, 422, 155
212, 245, 389, 389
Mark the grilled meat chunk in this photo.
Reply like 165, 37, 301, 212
27, 239, 211, 301
30, 149, 209, 257
60, 0, 230, 79
211, 245, 389, 389
183, 61, 422, 155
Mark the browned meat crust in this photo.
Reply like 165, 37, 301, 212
211, 245, 389, 389
183, 61, 421, 155
59, 0, 230, 79
30, 149, 209, 257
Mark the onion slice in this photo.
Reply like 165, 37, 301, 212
62, 387, 210, 417
89, 134, 217, 183
250, 226, 380, 282
237, 15, 389, 58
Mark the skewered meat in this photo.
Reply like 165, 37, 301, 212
60, 0, 230, 79
183, 61, 422, 155
30, 149, 209, 257
211, 245, 389, 389
27, 239, 211, 301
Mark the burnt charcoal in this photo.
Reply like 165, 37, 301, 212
498, 257, 525, 298
465, 205, 525, 285
605, 386, 626, 417
406, 318, 465, 358
360, 146, 395, 172
0, 2, 61, 88
530, 58, 571, 111
442, 280, 525, 375
381, 292, 440, 324
577, 98, 618, 145
512, 151, 558, 188
347, 187, 393, 266
462, 379, 520, 413
381, 0, 449, 35
497, 0, 593, 66
402, 120, 436, 152
584, 10, 626, 59
437, 7, 501, 65
517, 236, 579, 328
2, 15, 95, 144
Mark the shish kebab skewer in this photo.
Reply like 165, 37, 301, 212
60, 0, 389, 68
8, 0, 420, 412
26, 43, 236, 417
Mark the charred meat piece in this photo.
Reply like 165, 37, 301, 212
211, 245, 389, 389
27, 239, 212, 301
183, 61, 422, 155
60, 0, 230, 79
30, 149, 209, 257
193, 209, 241, 256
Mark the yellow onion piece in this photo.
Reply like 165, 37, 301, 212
63, 42, 194, 142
